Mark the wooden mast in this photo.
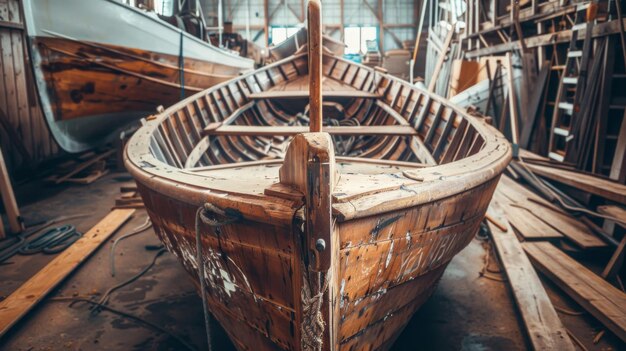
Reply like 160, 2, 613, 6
308, 0, 323, 132
277, 2, 339, 349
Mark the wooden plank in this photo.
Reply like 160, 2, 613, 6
0, 144, 23, 233
610, 110, 626, 183
523, 241, 626, 343
525, 163, 626, 205
0, 209, 135, 337
203, 125, 419, 137
497, 176, 606, 248
487, 203, 575, 351
248, 90, 380, 99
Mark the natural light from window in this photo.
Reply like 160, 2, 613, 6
344, 26, 378, 54
270, 27, 301, 45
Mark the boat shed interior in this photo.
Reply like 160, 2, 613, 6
0, 0, 625, 350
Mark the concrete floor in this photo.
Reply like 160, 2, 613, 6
0, 172, 622, 350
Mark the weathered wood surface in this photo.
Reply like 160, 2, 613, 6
524, 163, 626, 205
524, 242, 626, 343
496, 176, 606, 248
124, 12, 511, 348
487, 203, 575, 351
203, 125, 419, 137
34, 37, 241, 121
0, 0, 60, 170
0, 209, 135, 338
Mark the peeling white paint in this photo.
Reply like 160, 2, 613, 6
385, 241, 394, 268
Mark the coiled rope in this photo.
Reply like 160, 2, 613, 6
195, 203, 242, 351
19, 225, 82, 255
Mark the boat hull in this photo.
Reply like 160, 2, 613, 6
23, 0, 254, 153
134, 173, 499, 350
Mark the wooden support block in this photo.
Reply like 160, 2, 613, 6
0, 209, 135, 337
487, 203, 575, 351
523, 241, 626, 343
48, 149, 115, 184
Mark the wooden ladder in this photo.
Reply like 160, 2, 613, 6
547, 3, 595, 162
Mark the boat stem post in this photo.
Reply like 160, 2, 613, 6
307, 0, 323, 133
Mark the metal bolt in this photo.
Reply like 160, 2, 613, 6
315, 238, 326, 252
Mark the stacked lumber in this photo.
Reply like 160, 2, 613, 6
113, 184, 144, 210
427, 0, 626, 179
486, 157, 626, 346
45, 149, 115, 185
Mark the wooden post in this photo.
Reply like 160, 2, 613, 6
307, 0, 322, 132
505, 52, 520, 156
427, 25, 454, 92
410, 0, 428, 84
0, 145, 24, 234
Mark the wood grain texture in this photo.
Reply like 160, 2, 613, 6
124, 27, 511, 350
0, 0, 60, 171
487, 203, 575, 351
524, 241, 626, 343
0, 209, 135, 337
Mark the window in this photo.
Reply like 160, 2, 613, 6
343, 26, 378, 54
154, 0, 175, 16
270, 27, 300, 45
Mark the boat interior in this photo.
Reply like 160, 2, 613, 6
138, 51, 502, 205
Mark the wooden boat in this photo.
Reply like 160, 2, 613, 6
269, 27, 345, 61
23, 0, 254, 153
125, 2, 511, 349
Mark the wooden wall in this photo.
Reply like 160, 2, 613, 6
0, 0, 61, 173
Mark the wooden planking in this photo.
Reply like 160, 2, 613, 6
525, 164, 626, 205
487, 203, 575, 351
523, 242, 626, 343
203, 125, 419, 137
497, 176, 606, 248
0, 209, 135, 337
0, 0, 60, 171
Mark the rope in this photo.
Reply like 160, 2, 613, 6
19, 225, 82, 254
194, 203, 242, 351
301, 270, 329, 351
90, 248, 166, 315
109, 217, 153, 277
0, 224, 84, 263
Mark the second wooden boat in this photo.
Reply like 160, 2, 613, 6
125, 2, 511, 349
23, 0, 255, 153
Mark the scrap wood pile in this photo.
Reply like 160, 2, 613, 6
113, 183, 144, 210
419, 0, 626, 348
484, 151, 626, 348
45, 149, 116, 185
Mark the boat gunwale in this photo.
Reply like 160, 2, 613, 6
124, 52, 512, 224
